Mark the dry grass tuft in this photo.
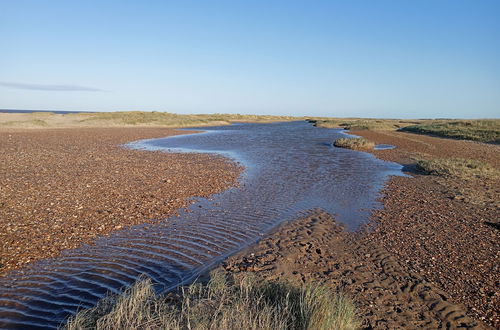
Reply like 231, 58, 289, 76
333, 137, 375, 150
63, 270, 359, 330
416, 158, 499, 180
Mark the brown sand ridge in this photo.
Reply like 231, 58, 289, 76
224, 129, 499, 329
0, 127, 242, 274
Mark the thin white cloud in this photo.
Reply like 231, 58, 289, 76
0, 81, 104, 92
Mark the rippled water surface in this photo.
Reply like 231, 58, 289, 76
0, 121, 404, 329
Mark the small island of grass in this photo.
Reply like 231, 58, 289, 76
333, 137, 375, 150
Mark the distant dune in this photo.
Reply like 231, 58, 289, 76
0, 111, 299, 129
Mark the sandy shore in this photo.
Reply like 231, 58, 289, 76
224, 211, 483, 329
354, 130, 499, 327
0, 127, 242, 274
1, 124, 498, 328
224, 130, 499, 328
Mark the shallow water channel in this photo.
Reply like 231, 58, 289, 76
0, 121, 404, 329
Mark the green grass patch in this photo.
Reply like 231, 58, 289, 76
63, 270, 359, 330
416, 158, 499, 180
333, 137, 375, 150
401, 120, 500, 143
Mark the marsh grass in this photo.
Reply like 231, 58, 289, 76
333, 137, 375, 150
63, 270, 359, 330
416, 158, 499, 180
401, 120, 500, 143
311, 118, 500, 143
309, 118, 423, 130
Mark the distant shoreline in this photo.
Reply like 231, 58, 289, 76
0, 109, 97, 114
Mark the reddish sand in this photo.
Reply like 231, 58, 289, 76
225, 211, 484, 329
224, 129, 499, 328
0, 127, 242, 274
1, 126, 498, 328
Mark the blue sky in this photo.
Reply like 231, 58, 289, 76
1, 1, 499, 118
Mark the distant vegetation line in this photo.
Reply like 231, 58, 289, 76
0, 109, 97, 114
307, 118, 422, 130
308, 118, 500, 144
1, 110, 498, 144
400, 120, 500, 144
0, 111, 299, 128
81, 111, 298, 126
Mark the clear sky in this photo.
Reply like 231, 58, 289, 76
1, 0, 499, 118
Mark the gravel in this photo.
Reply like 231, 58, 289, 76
0, 127, 242, 274
354, 129, 500, 327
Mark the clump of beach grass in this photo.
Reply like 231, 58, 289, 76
416, 158, 499, 180
63, 270, 359, 330
333, 137, 375, 150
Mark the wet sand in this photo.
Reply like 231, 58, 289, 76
225, 129, 499, 328
0, 127, 241, 274
224, 211, 483, 329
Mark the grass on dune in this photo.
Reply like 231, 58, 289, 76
0, 119, 49, 127
203, 113, 298, 122
77, 111, 298, 126
333, 137, 375, 150
63, 270, 359, 330
0, 111, 298, 128
76, 111, 225, 126
400, 120, 500, 143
